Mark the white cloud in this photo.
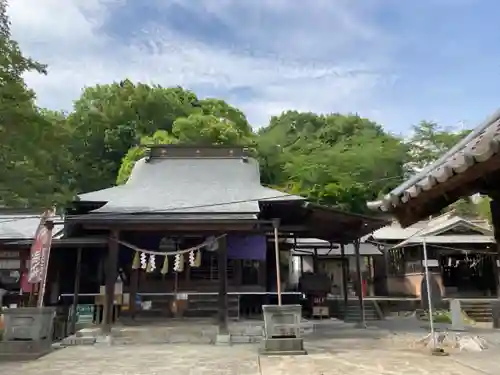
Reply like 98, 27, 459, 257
8, 0, 393, 127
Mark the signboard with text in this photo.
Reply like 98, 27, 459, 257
28, 213, 54, 284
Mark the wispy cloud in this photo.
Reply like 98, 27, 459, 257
8, 0, 395, 127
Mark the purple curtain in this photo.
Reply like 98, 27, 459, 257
226, 235, 266, 260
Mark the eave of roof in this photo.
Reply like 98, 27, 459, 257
66, 212, 260, 224
367, 109, 500, 218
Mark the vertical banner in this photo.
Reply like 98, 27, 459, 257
27, 209, 55, 307
28, 212, 52, 283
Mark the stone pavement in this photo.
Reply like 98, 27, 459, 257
2, 318, 500, 374
1, 343, 499, 375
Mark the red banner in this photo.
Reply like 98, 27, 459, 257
28, 214, 54, 284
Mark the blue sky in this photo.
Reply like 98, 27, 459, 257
8, 0, 500, 133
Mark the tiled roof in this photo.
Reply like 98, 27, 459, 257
79, 156, 303, 214
0, 213, 63, 240
369, 213, 492, 245
368, 109, 500, 212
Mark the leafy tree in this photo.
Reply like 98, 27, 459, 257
0, 0, 74, 208
66, 82, 199, 192
116, 130, 178, 185
116, 114, 253, 185
196, 98, 251, 134
408, 121, 479, 218
406, 120, 471, 171
476, 196, 492, 223
257, 111, 408, 213
67, 82, 256, 193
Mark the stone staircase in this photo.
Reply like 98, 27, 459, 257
62, 320, 316, 346
341, 300, 382, 322
459, 300, 492, 323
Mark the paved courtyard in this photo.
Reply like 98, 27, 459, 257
0, 340, 499, 375
2, 318, 500, 374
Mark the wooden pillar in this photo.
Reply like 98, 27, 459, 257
70, 247, 83, 334
234, 260, 242, 286
129, 267, 138, 320
340, 244, 349, 317
353, 239, 366, 327
258, 261, 267, 289
368, 256, 375, 297
489, 199, 500, 297
102, 230, 119, 335
273, 220, 282, 305
217, 235, 228, 334
185, 258, 191, 290
313, 248, 318, 273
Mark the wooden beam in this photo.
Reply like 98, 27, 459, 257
102, 230, 119, 335
70, 247, 83, 334
489, 199, 500, 297
353, 239, 366, 327
217, 235, 228, 334
129, 267, 138, 320
340, 243, 348, 318
82, 223, 258, 232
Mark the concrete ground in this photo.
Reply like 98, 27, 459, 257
1, 342, 500, 375
2, 318, 500, 374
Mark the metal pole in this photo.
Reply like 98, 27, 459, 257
273, 220, 282, 306
422, 237, 436, 349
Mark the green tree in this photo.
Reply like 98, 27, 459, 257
476, 196, 492, 223
257, 111, 408, 213
407, 120, 471, 170
67, 82, 255, 193
408, 121, 478, 218
116, 114, 253, 185
116, 130, 178, 185
0, 0, 74, 208
67, 82, 199, 192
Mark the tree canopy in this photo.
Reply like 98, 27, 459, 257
0, 2, 490, 220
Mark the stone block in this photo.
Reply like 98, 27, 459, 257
215, 334, 231, 346
231, 335, 251, 344
2, 307, 55, 341
61, 335, 96, 346
0, 339, 52, 361
262, 305, 302, 339
259, 337, 307, 355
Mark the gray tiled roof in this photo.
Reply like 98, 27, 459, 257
0, 214, 63, 240
79, 157, 303, 213
368, 109, 500, 212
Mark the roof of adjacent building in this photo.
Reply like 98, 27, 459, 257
0, 213, 64, 241
367, 109, 500, 225
78, 146, 302, 215
286, 238, 382, 256
367, 213, 493, 245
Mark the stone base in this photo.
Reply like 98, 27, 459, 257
0, 339, 52, 362
259, 338, 307, 356
215, 334, 231, 346
61, 334, 97, 346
